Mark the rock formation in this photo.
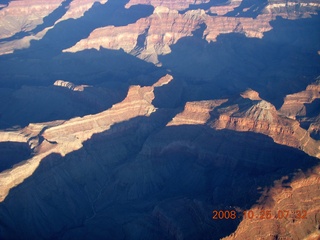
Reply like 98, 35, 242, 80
0, 74, 173, 202
166, 87, 320, 158
56, 0, 108, 23
223, 165, 320, 240
0, 0, 64, 39
63, 0, 320, 65
1, 0, 320, 63
53, 80, 90, 91
167, 100, 227, 126
279, 81, 320, 119
125, 0, 210, 11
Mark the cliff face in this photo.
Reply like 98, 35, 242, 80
56, 0, 108, 23
62, 0, 320, 65
125, 0, 210, 10
1, 0, 320, 63
223, 165, 320, 240
0, 0, 63, 39
63, 6, 207, 65
0, 75, 172, 202
0, 1, 319, 239
53, 80, 89, 91
279, 81, 320, 118
166, 88, 320, 158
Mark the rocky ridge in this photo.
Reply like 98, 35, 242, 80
166, 88, 320, 158
63, 0, 320, 65
0, 0, 64, 39
279, 81, 320, 119
223, 165, 320, 240
1, 1, 320, 63
0, 74, 173, 202
56, 0, 108, 23
53, 80, 90, 91
125, 0, 210, 10
0, 0, 109, 55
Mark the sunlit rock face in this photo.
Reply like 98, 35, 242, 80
62, 0, 320, 65
0, 0, 319, 239
125, 0, 210, 10
222, 165, 320, 240
0, 0, 64, 39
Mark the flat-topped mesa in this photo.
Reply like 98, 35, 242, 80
0, 0, 64, 39
167, 99, 227, 126
279, 81, 320, 119
53, 80, 89, 91
55, 0, 108, 24
223, 165, 320, 240
125, 0, 210, 10
0, 74, 172, 202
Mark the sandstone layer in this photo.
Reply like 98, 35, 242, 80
1, 0, 320, 62
53, 80, 90, 91
125, 0, 210, 10
166, 88, 320, 158
223, 165, 320, 240
0, 74, 173, 202
56, 0, 108, 23
0, 0, 64, 39
63, 0, 320, 65
279, 81, 320, 119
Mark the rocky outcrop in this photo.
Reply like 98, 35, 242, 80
1, 0, 320, 62
0, 0, 64, 39
56, 0, 108, 23
223, 165, 320, 240
125, 0, 210, 10
53, 80, 90, 91
211, 99, 320, 158
63, 6, 206, 65
279, 81, 320, 119
209, 0, 242, 16
0, 0, 108, 55
167, 99, 227, 126
167, 89, 320, 158
0, 74, 173, 202
63, 6, 274, 64
263, 1, 320, 19
64, 0, 320, 65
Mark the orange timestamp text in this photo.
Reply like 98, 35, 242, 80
212, 209, 307, 220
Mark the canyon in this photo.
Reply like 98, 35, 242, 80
0, 0, 319, 239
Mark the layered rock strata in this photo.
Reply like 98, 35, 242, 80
63, 0, 320, 65
279, 81, 320, 119
0, 74, 173, 202
125, 0, 210, 10
1, 0, 320, 61
53, 80, 90, 91
223, 165, 320, 240
167, 89, 320, 158
167, 100, 227, 126
56, 0, 108, 23
0, 0, 64, 39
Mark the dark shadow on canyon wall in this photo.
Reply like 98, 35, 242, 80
0, 0, 167, 129
0, 0, 73, 42
159, 14, 320, 109
0, 112, 318, 239
0, 142, 31, 172
0, 4, 319, 129
225, 0, 268, 18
